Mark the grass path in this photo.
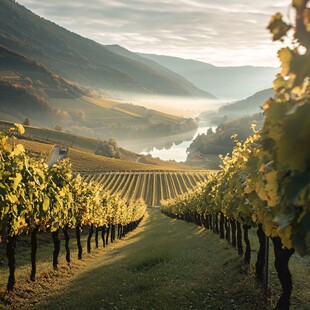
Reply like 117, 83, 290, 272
25, 209, 266, 310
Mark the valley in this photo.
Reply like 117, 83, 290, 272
0, 0, 275, 166
1, 1, 308, 310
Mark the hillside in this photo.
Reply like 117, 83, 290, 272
0, 45, 89, 127
0, 46, 197, 140
0, 0, 213, 98
0, 79, 53, 124
0, 45, 86, 98
139, 53, 278, 99
199, 88, 273, 125
105, 45, 215, 98
16, 138, 189, 172
219, 88, 274, 114
0, 120, 192, 171
187, 113, 264, 168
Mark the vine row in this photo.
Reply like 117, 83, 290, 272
0, 126, 146, 291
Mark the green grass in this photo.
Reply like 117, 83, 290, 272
67, 148, 172, 172
0, 210, 269, 309
15, 138, 162, 172
1, 211, 307, 309
81, 96, 120, 109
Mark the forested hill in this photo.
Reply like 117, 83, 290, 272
0, 0, 214, 98
219, 88, 274, 114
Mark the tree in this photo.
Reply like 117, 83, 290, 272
54, 125, 63, 132
23, 118, 30, 126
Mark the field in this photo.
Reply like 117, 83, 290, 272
0, 120, 195, 171
85, 170, 209, 206
50, 96, 184, 126
11, 138, 191, 172
0, 119, 104, 154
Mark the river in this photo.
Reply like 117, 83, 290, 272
139, 125, 217, 162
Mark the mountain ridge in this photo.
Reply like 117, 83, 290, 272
139, 53, 278, 99
105, 44, 216, 98
0, 0, 214, 98
219, 88, 274, 114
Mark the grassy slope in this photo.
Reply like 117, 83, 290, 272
0, 119, 192, 171
0, 210, 266, 309
67, 148, 187, 172
17, 139, 191, 172
50, 96, 184, 125
0, 47, 190, 133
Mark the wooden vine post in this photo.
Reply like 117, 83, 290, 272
52, 230, 61, 269
30, 227, 39, 281
263, 236, 269, 294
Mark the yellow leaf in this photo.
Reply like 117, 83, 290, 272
12, 173, 23, 191
265, 171, 279, 207
293, 0, 304, 9
43, 197, 50, 211
278, 48, 293, 76
12, 144, 25, 156
14, 123, 25, 135
244, 186, 253, 194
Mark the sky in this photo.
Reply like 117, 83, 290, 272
18, 0, 291, 67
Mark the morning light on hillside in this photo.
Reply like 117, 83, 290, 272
0, 0, 309, 309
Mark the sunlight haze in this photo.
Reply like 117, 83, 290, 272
17, 0, 290, 67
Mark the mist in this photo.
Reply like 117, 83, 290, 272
103, 92, 233, 118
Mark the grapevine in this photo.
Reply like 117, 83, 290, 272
0, 125, 147, 290
161, 1, 309, 308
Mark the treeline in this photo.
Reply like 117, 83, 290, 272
186, 113, 264, 167
0, 125, 146, 291
104, 117, 198, 140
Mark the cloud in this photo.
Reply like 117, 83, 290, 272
17, 0, 290, 66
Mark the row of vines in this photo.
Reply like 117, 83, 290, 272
84, 171, 208, 206
0, 126, 147, 291
161, 1, 309, 309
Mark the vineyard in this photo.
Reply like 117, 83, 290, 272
0, 1, 309, 309
84, 170, 209, 206
160, 2, 310, 309
0, 125, 147, 292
